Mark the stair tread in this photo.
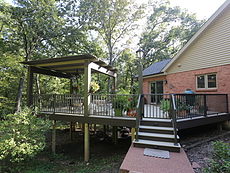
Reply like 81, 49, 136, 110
138, 132, 180, 139
139, 125, 174, 131
133, 139, 181, 148
142, 118, 171, 122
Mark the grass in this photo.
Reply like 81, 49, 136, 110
4, 150, 125, 173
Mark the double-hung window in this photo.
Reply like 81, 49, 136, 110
196, 73, 217, 89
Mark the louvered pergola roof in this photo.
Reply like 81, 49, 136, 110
20, 54, 117, 78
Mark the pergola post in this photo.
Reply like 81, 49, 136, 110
84, 60, 91, 162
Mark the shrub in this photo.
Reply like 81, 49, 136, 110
160, 99, 171, 113
0, 107, 50, 167
203, 141, 230, 173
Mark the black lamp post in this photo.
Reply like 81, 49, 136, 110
136, 48, 144, 95
135, 48, 144, 142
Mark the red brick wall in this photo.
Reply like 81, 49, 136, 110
143, 64, 230, 111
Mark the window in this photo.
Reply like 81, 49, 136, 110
196, 73, 217, 89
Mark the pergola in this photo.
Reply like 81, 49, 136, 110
20, 54, 117, 161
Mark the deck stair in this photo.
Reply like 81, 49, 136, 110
133, 118, 181, 153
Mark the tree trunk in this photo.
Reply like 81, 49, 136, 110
14, 72, 26, 112
35, 74, 41, 95
107, 46, 113, 94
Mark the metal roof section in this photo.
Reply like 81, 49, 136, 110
142, 58, 172, 77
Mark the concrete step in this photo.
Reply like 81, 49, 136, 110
133, 139, 181, 153
139, 125, 175, 134
137, 132, 179, 143
140, 118, 172, 127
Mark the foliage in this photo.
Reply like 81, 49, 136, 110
160, 99, 171, 112
0, 53, 24, 115
139, 0, 205, 67
77, 0, 144, 65
176, 99, 190, 112
37, 75, 70, 94
0, 0, 105, 111
115, 48, 139, 93
203, 141, 230, 173
112, 89, 129, 110
0, 0, 208, 112
0, 107, 50, 170
89, 81, 100, 93
124, 95, 138, 111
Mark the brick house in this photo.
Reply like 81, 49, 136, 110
142, 0, 230, 109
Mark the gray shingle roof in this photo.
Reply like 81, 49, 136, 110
142, 58, 172, 77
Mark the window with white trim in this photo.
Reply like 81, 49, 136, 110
196, 73, 217, 89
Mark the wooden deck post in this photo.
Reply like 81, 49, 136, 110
84, 60, 91, 162
84, 123, 90, 162
217, 122, 223, 131
131, 127, 135, 142
94, 124, 97, 134
52, 120, 56, 154
70, 122, 74, 140
103, 125, 107, 138
112, 126, 118, 145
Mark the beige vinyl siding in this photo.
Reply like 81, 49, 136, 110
166, 5, 230, 74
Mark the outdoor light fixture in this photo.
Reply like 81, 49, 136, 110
136, 48, 144, 59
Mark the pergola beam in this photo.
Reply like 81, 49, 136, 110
89, 62, 117, 77
31, 66, 72, 79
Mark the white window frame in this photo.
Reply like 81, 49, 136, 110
196, 73, 217, 89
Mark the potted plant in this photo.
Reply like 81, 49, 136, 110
125, 95, 138, 117
89, 81, 100, 93
112, 90, 129, 116
176, 101, 190, 117
160, 99, 171, 116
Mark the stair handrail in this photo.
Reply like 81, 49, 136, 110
170, 93, 178, 145
135, 94, 143, 142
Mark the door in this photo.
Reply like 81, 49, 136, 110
149, 81, 163, 104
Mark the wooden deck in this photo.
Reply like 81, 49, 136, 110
48, 113, 136, 127
44, 110, 230, 130
35, 93, 230, 129
177, 112, 230, 130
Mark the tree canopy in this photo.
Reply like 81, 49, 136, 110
138, 0, 205, 68
0, 0, 206, 113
